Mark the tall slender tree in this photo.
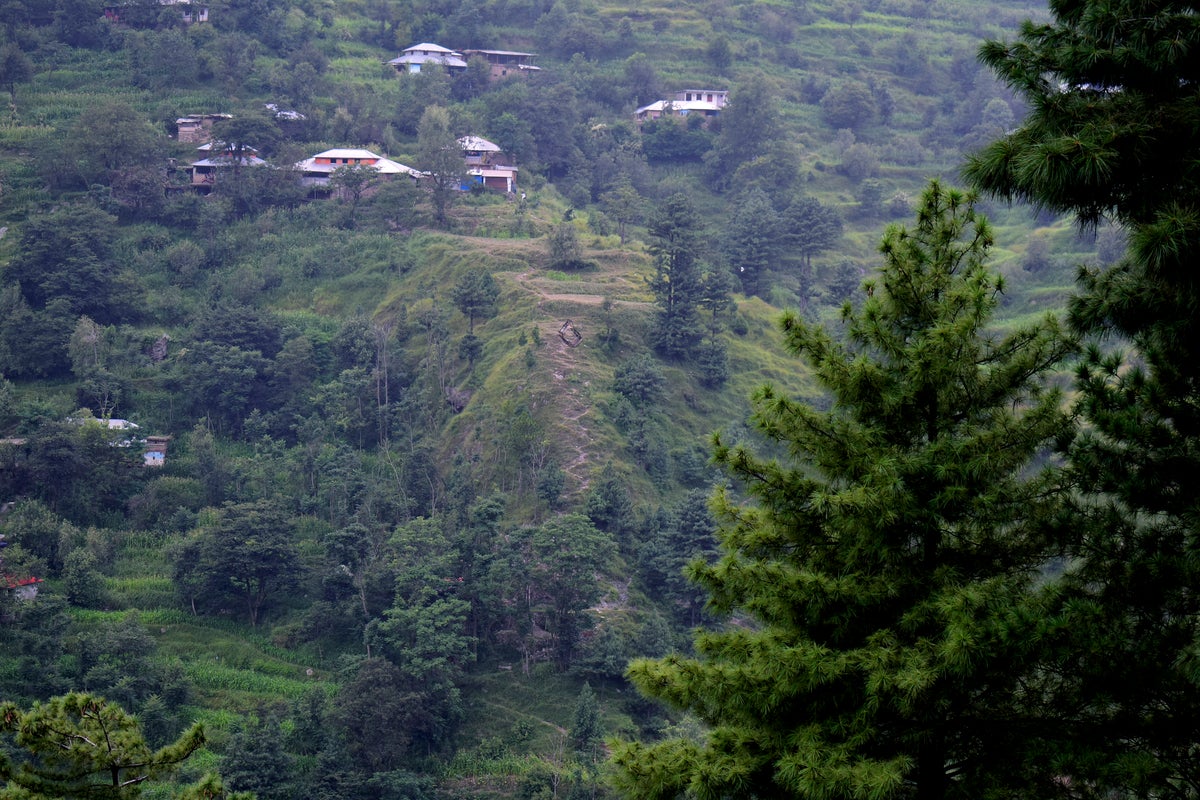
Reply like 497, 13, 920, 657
966, 4, 1200, 794
647, 193, 705, 360
612, 182, 1075, 800
417, 106, 464, 227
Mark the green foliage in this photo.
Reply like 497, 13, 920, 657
451, 269, 500, 335
418, 106, 464, 227
568, 682, 601, 763
647, 194, 705, 360
705, 79, 785, 194
0, 42, 33, 103
612, 353, 665, 408
0, 0, 1097, 796
219, 714, 294, 800
967, 4, 1200, 795
723, 188, 778, 297
7, 203, 134, 325
613, 182, 1076, 800
820, 79, 877, 131
547, 223, 586, 270
172, 501, 301, 627
0, 692, 205, 799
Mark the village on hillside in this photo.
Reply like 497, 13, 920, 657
170, 35, 726, 203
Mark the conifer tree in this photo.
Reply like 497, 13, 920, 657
611, 182, 1075, 800
0, 692, 205, 799
966, 4, 1200, 794
647, 193, 705, 360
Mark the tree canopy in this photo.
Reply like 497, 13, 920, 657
612, 181, 1075, 800
0, 692, 205, 799
967, 3, 1200, 795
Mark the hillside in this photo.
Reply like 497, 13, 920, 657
0, 0, 1100, 797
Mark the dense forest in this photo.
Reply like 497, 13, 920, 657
6, 0, 1196, 798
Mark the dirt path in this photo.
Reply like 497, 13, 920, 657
503, 267, 653, 495
476, 696, 567, 734
544, 333, 597, 493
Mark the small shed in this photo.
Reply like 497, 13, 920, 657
2, 575, 43, 601
176, 113, 232, 143
461, 49, 541, 80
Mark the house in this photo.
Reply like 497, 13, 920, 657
295, 148, 421, 192
104, 0, 208, 25
458, 136, 518, 193
2, 575, 43, 601
68, 417, 140, 431
265, 103, 305, 122
187, 141, 268, 190
635, 89, 729, 124
161, 0, 207, 23
1, 533, 43, 602
176, 113, 232, 143
143, 435, 170, 467
461, 49, 540, 81
387, 43, 468, 74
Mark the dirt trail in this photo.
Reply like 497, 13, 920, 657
543, 331, 597, 493
504, 266, 653, 495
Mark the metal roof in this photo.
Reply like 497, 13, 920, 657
459, 136, 501, 152
295, 149, 421, 177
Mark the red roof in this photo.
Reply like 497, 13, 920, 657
2, 575, 43, 589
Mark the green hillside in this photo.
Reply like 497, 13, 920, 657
0, 0, 1098, 797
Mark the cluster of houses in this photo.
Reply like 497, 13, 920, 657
387, 43, 541, 80
103, 0, 208, 25
172, 39, 725, 198
178, 122, 520, 196
386, 43, 728, 127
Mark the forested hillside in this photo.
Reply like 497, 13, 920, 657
0, 0, 1108, 797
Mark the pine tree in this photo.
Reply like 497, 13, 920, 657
611, 182, 1075, 800
0, 692, 205, 799
647, 193, 705, 360
966, 5, 1200, 794
723, 188, 779, 297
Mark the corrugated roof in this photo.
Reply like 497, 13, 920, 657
635, 100, 724, 115
405, 42, 456, 53
464, 49, 536, 57
388, 52, 468, 68
295, 149, 421, 177
459, 136, 501, 152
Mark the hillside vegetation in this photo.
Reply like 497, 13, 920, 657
0, 0, 1101, 797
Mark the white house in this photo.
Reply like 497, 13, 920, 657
294, 149, 422, 189
635, 90, 729, 124
387, 43, 468, 74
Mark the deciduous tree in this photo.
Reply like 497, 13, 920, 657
417, 105, 464, 227
612, 182, 1075, 800
0, 42, 32, 105
176, 501, 301, 626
